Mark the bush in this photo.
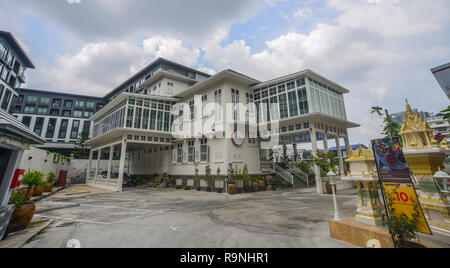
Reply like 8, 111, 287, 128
46, 172, 57, 184
175, 185, 183, 190
184, 186, 192, 191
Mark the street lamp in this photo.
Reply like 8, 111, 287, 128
433, 168, 450, 194
328, 169, 341, 221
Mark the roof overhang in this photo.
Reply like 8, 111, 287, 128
253, 69, 350, 94
176, 69, 261, 98
0, 31, 35, 69
140, 70, 198, 89
0, 109, 44, 145
267, 112, 360, 129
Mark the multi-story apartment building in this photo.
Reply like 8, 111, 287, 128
426, 114, 450, 142
84, 59, 359, 193
0, 31, 44, 212
13, 88, 106, 155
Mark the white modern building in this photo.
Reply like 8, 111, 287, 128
426, 114, 450, 142
85, 58, 360, 194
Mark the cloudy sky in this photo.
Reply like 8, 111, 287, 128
1, 0, 449, 146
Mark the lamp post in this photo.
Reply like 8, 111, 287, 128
328, 169, 341, 221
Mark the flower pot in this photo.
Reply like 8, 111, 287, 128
325, 182, 336, 194
252, 182, 259, 192
33, 186, 44, 196
258, 180, 266, 191
7, 202, 36, 233
228, 183, 237, 195
44, 183, 54, 193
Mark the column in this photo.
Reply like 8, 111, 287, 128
107, 146, 113, 179
95, 149, 101, 181
117, 139, 127, 192
311, 127, 323, 194
293, 144, 298, 162
323, 133, 329, 152
335, 137, 345, 175
86, 149, 94, 181
344, 135, 351, 156
283, 144, 288, 164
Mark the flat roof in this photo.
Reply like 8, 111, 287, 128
0, 31, 35, 69
253, 69, 350, 94
0, 109, 44, 145
17, 88, 106, 101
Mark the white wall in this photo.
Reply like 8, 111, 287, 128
18, 146, 70, 178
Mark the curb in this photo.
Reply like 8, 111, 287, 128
31, 185, 71, 203
17, 219, 55, 248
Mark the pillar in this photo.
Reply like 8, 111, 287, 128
86, 149, 94, 181
323, 133, 329, 152
311, 127, 323, 194
293, 144, 298, 162
335, 137, 345, 175
107, 146, 113, 179
344, 135, 351, 156
283, 144, 288, 163
117, 139, 127, 192
95, 149, 101, 180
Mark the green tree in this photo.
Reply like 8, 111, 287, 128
74, 131, 90, 159
312, 150, 339, 175
441, 106, 450, 120
371, 106, 401, 138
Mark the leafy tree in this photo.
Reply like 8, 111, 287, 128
74, 131, 90, 159
441, 106, 450, 120
311, 150, 339, 175
371, 106, 401, 139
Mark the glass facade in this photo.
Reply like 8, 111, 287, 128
254, 76, 347, 123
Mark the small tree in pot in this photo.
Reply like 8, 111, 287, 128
44, 172, 57, 192
7, 170, 44, 233
23, 170, 44, 197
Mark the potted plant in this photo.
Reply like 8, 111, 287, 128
205, 165, 213, 192
44, 172, 57, 193
22, 170, 44, 197
242, 164, 251, 193
251, 177, 260, 192
383, 186, 424, 248
258, 176, 266, 191
7, 170, 43, 233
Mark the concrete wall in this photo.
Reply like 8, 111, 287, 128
18, 146, 70, 177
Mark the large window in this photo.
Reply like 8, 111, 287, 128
26, 96, 38, 104
45, 118, 57, 139
278, 94, 288, 119
86, 102, 95, 109
73, 110, 83, 118
58, 119, 69, 139
40, 97, 50, 105
37, 107, 48, 115
70, 120, 80, 139
75, 101, 84, 108
288, 91, 298, 117
24, 105, 35, 114
1, 89, 11, 110
34, 117, 45, 136
21, 116, 31, 127
297, 87, 309, 115
64, 100, 73, 108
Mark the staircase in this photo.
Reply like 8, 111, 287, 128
273, 163, 310, 188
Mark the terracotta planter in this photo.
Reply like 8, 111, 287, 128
258, 180, 266, 191
33, 186, 44, 196
44, 183, 54, 193
7, 202, 36, 233
228, 183, 237, 195
252, 182, 259, 192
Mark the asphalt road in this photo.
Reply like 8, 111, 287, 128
24, 187, 359, 248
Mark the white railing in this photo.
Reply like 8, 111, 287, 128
274, 164, 294, 185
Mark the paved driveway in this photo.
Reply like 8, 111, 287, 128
24, 186, 358, 248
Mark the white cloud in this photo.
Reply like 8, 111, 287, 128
143, 37, 200, 67
294, 7, 312, 20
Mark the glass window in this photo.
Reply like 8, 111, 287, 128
52, 99, 61, 107
46, 118, 57, 139
26, 96, 38, 103
24, 105, 35, 114
37, 107, 48, 115
288, 91, 298, 117
75, 101, 84, 108
86, 102, 95, 109
70, 120, 80, 139
142, 109, 149, 130
40, 97, 50, 105
150, 110, 157, 130
64, 100, 73, 108
1, 89, 11, 109
297, 88, 309, 115
34, 117, 45, 136
59, 119, 69, 139
157, 111, 164, 131
22, 116, 32, 127
126, 106, 134, 128
279, 94, 288, 119
63, 110, 71, 117
278, 84, 286, 94
73, 110, 83, 118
